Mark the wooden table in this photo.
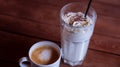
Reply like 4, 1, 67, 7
0, 0, 120, 67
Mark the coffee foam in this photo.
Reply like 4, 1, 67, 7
31, 46, 59, 65
38, 49, 52, 63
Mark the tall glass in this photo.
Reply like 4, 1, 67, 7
60, 2, 97, 66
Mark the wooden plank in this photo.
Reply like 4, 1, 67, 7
0, 50, 120, 67
0, 0, 120, 38
90, 34, 120, 55
60, 49, 120, 67
0, 14, 61, 42
95, 15, 120, 38
95, 0, 120, 6
0, 31, 119, 67
0, 0, 120, 37
0, 31, 42, 61
0, 0, 120, 19
0, 30, 60, 62
0, 0, 120, 67
92, 1, 120, 18
0, 10, 120, 40
83, 49, 120, 67
0, 14, 120, 55
0, 0, 120, 55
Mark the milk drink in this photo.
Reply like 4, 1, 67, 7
61, 12, 95, 66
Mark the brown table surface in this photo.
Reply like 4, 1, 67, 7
0, 0, 120, 67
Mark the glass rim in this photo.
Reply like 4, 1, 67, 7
60, 2, 97, 28
60, 2, 96, 13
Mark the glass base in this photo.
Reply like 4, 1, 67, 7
63, 59, 83, 66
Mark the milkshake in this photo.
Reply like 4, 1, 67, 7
60, 2, 97, 66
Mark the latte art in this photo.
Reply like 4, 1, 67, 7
31, 46, 59, 65
39, 49, 52, 62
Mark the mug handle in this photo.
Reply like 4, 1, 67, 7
19, 57, 31, 67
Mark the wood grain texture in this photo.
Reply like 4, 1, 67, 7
0, 14, 120, 55
90, 34, 120, 55
0, 0, 120, 67
0, 30, 40, 61
0, 31, 119, 67
0, 0, 120, 38
0, 14, 61, 41
61, 50, 120, 67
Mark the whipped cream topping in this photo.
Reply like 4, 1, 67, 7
63, 12, 92, 27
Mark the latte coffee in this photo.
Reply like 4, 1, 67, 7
31, 45, 59, 65
19, 41, 61, 67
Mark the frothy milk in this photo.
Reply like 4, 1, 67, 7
38, 49, 52, 63
61, 12, 95, 65
31, 46, 59, 65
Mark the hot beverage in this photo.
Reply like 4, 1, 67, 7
31, 46, 59, 65
19, 41, 61, 67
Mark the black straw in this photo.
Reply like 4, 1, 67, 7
84, 0, 92, 18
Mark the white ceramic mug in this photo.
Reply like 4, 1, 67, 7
19, 41, 62, 67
